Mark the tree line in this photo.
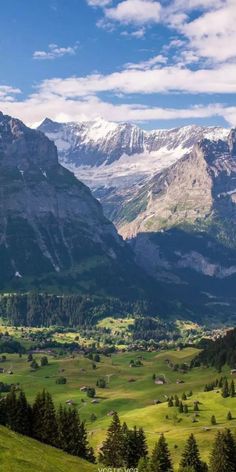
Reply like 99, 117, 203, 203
100, 412, 236, 472
193, 328, 236, 371
0, 387, 95, 462
1, 388, 236, 471
0, 292, 153, 327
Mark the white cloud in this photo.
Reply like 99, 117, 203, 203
33, 62, 236, 98
1, 91, 235, 127
181, 1, 236, 62
33, 43, 78, 60
87, 0, 111, 6
125, 54, 167, 69
0, 85, 21, 102
105, 0, 161, 25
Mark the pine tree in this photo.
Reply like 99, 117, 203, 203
138, 456, 149, 472
174, 395, 180, 407
193, 403, 199, 412
211, 415, 216, 425
183, 404, 188, 414
149, 434, 173, 472
32, 390, 58, 446
222, 379, 230, 398
209, 429, 236, 472
99, 412, 125, 467
5, 387, 18, 430
15, 390, 31, 436
179, 402, 184, 413
125, 426, 148, 468
182, 393, 187, 401
230, 380, 235, 398
227, 411, 233, 421
0, 396, 6, 426
57, 406, 94, 461
168, 398, 173, 407
179, 434, 202, 472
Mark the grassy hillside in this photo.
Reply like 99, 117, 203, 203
0, 426, 96, 472
0, 347, 236, 469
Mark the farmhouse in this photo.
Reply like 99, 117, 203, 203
66, 399, 75, 405
80, 386, 88, 392
176, 379, 184, 384
155, 378, 165, 385
107, 410, 115, 416
231, 369, 236, 375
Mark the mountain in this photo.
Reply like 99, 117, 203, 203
0, 112, 155, 302
37, 117, 236, 318
38, 118, 229, 225
122, 130, 236, 318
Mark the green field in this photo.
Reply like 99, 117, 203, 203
0, 347, 235, 469
0, 426, 96, 472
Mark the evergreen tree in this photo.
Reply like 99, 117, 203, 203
230, 380, 235, 398
209, 429, 236, 472
211, 415, 216, 425
222, 379, 230, 398
125, 426, 148, 468
149, 433, 173, 472
99, 412, 124, 467
5, 387, 18, 430
183, 404, 188, 414
168, 398, 173, 407
193, 403, 199, 412
0, 396, 6, 426
227, 411, 233, 421
179, 402, 184, 413
179, 434, 202, 472
32, 390, 58, 446
174, 395, 180, 407
14, 390, 31, 436
138, 456, 149, 472
182, 393, 187, 401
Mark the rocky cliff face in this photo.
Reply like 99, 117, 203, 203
120, 131, 236, 314
38, 118, 229, 224
0, 112, 148, 297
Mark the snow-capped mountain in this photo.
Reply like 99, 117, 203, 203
0, 111, 154, 299
38, 118, 229, 223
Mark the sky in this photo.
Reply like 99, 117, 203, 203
0, 0, 236, 129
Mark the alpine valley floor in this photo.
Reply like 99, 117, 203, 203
0, 343, 236, 470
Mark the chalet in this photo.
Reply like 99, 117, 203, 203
80, 386, 88, 392
91, 399, 100, 404
155, 378, 165, 385
66, 400, 75, 405
231, 369, 236, 375
176, 379, 184, 384
107, 410, 115, 417
0, 368, 4, 373
153, 399, 162, 405
7, 370, 13, 375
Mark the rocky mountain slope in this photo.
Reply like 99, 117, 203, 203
37, 117, 236, 317
122, 130, 236, 317
0, 112, 154, 300
38, 118, 229, 224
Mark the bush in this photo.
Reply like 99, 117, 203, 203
87, 387, 96, 398
56, 376, 67, 385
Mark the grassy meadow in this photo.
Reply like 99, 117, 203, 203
0, 345, 236, 468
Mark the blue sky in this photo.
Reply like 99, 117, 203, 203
0, 0, 236, 129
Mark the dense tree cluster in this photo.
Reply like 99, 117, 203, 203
0, 387, 95, 463
99, 412, 148, 468
193, 329, 236, 370
0, 292, 157, 327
